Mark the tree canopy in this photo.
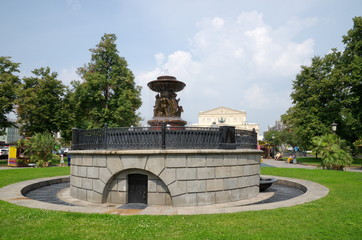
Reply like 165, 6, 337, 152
282, 17, 362, 149
72, 33, 142, 129
0, 57, 20, 135
16, 67, 70, 136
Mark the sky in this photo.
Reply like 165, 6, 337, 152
1, 0, 361, 135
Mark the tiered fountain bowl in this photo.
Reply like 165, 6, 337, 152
147, 75, 187, 128
147, 75, 186, 93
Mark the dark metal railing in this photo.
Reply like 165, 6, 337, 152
71, 125, 257, 150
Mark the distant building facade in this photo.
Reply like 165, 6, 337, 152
0, 125, 22, 145
267, 120, 286, 132
195, 106, 259, 134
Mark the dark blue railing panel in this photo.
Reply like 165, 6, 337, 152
72, 126, 257, 150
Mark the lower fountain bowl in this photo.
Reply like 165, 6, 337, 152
259, 177, 278, 192
147, 119, 187, 129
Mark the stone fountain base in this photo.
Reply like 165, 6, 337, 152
69, 149, 261, 207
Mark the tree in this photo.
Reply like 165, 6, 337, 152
58, 88, 76, 142
16, 67, 70, 136
72, 33, 142, 129
264, 128, 299, 152
282, 17, 362, 149
312, 134, 353, 170
338, 16, 362, 143
0, 56, 21, 135
284, 50, 342, 149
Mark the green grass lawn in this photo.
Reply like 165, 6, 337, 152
297, 157, 362, 167
0, 167, 361, 240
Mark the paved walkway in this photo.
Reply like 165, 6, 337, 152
262, 159, 318, 169
0, 166, 29, 170
262, 158, 362, 172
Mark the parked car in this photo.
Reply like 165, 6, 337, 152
54, 148, 70, 156
61, 148, 69, 155
0, 149, 9, 159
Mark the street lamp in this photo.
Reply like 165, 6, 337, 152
331, 122, 338, 133
272, 134, 275, 159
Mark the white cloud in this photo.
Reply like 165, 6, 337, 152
211, 17, 225, 29
137, 11, 316, 130
162, 51, 200, 79
240, 84, 269, 110
273, 39, 314, 76
233, 48, 245, 59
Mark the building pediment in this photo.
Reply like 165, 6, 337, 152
199, 106, 245, 116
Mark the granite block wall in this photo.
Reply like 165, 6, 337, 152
70, 149, 261, 207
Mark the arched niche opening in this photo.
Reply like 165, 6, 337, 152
105, 169, 172, 205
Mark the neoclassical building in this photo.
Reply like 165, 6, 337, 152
195, 106, 259, 134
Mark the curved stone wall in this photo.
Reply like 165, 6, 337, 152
69, 149, 261, 207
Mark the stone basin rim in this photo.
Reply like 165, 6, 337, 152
0, 175, 329, 215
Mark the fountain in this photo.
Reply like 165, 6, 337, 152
147, 75, 187, 127
68, 74, 263, 207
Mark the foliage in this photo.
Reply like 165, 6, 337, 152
282, 17, 362, 149
0, 167, 362, 239
71, 33, 142, 129
57, 88, 75, 142
312, 134, 353, 170
24, 132, 57, 166
15, 67, 72, 136
282, 50, 341, 149
16, 138, 29, 149
353, 139, 362, 147
51, 154, 61, 164
353, 139, 362, 155
264, 130, 279, 145
264, 129, 298, 152
0, 56, 21, 135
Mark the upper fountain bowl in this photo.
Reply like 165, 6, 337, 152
147, 75, 186, 93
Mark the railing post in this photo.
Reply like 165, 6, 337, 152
252, 128, 257, 149
219, 126, 236, 149
103, 124, 108, 150
71, 128, 78, 150
161, 123, 166, 149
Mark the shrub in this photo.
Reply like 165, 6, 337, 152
24, 132, 57, 167
51, 154, 61, 164
353, 139, 362, 156
312, 134, 353, 170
